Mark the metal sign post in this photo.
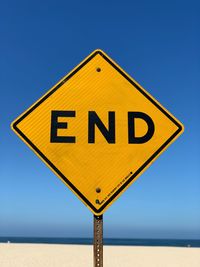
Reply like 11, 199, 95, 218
94, 215, 103, 267
11, 49, 184, 267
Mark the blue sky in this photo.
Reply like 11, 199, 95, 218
0, 0, 199, 239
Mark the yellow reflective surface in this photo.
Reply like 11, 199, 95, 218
11, 50, 184, 215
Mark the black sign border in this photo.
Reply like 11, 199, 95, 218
12, 50, 183, 214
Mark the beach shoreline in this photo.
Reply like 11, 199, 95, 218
0, 243, 200, 267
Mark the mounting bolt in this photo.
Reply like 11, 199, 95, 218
96, 187, 101, 193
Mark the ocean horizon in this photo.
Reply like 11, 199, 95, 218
0, 237, 200, 248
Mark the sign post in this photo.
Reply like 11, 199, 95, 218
11, 49, 184, 266
94, 215, 103, 267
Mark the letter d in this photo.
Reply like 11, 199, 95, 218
128, 112, 155, 144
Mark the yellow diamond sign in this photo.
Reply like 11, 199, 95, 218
11, 50, 184, 215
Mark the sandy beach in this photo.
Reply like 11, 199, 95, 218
0, 243, 200, 267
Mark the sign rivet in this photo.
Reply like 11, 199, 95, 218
96, 187, 101, 193
96, 67, 101, 72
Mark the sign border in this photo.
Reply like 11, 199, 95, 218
11, 49, 184, 214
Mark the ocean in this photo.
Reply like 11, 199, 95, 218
0, 237, 199, 247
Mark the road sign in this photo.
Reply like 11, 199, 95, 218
11, 49, 184, 215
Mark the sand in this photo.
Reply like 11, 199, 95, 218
0, 243, 200, 267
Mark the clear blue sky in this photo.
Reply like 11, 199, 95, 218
0, 0, 199, 239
